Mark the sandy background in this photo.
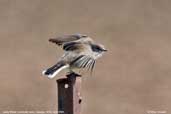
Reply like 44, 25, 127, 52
0, 0, 171, 114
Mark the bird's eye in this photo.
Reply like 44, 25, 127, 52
97, 47, 101, 50
91, 45, 103, 52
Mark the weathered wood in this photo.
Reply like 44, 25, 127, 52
57, 73, 82, 114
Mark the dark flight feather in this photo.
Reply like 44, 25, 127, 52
70, 55, 95, 70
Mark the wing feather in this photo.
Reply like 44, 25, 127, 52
82, 57, 91, 68
71, 55, 95, 70
91, 60, 96, 72
87, 59, 93, 71
49, 34, 87, 46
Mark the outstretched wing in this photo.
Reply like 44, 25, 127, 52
49, 34, 89, 46
70, 55, 96, 72
49, 34, 93, 52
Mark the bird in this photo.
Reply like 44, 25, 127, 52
42, 34, 107, 79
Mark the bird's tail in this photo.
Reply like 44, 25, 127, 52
42, 61, 69, 79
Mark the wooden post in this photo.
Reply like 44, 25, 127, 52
57, 73, 82, 114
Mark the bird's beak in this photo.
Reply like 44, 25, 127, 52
103, 49, 108, 52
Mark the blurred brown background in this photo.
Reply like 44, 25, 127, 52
0, 0, 171, 114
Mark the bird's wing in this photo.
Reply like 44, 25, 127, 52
70, 55, 96, 72
49, 34, 92, 46
49, 34, 93, 52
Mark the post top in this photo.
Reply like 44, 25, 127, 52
66, 72, 81, 78
56, 72, 81, 83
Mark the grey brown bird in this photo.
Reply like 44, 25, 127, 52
42, 34, 107, 79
